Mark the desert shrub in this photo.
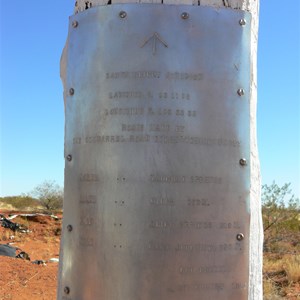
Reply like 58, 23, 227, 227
262, 182, 300, 254
0, 196, 40, 210
30, 180, 63, 211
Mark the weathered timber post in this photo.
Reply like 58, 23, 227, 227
58, 0, 262, 299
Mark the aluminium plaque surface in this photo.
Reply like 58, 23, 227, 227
58, 4, 251, 300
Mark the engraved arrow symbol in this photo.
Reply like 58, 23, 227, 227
141, 32, 168, 56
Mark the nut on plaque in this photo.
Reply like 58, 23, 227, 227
239, 158, 247, 166
69, 88, 75, 96
181, 12, 189, 20
66, 154, 72, 162
236, 233, 244, 241
67, 224, 73, 232
119, 11, 127, 19
64, 286, 70, 294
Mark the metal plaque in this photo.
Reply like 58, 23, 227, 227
58, 4, 251, 300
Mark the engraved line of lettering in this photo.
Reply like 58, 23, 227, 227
175, 243, 243, 252
177, 283, 224, 292
187, 198, 210, 206
74, 135, 241, 147
105, 71, 203, 80
147, 242, 242, 252
80, 173, 99, 182
149, 221, 213, 229
150, 175, 222, 184
166, 72, 204, 80
80, 195, 97, 204
106, 71, 161, 79
179, 265, 230, 274
149, 197, 175, 206
108, 91, 190, 101
79, 237, 95, 247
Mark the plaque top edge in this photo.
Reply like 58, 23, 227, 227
70, 3, 252, 21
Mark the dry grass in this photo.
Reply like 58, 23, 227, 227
284, 255, 300, 283
264, 254, 300, 299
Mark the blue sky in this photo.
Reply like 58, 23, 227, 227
0, 1, 299, 199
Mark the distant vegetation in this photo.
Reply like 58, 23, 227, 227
0, 195, 41, 210
30, 180, 63, 211
0, 180, 63, 212
262, 182, 300, 299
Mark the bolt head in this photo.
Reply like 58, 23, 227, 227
72, 20, 78, 28
239, 19, 246, 26
239, 158, 247, 166
181, 12, 189, 20
66, 154, 72, 162
67, 225, 73, 232
237, 88, 245, 96
69, 88, 75, 96
64, 287, 70, 294
119, 11, 127, 18
236, 233, 244, 241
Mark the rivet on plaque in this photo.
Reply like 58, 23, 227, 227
181, 12, 189, 20
239, 19, 246, 26
239, 158, 247, 166
237, 88, 245, 96
236, 233, 245, 241
119, 11, 127, 19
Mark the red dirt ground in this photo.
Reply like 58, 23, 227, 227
0, 212, 61, 300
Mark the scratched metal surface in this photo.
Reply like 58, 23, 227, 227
58, 4, 251, 300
